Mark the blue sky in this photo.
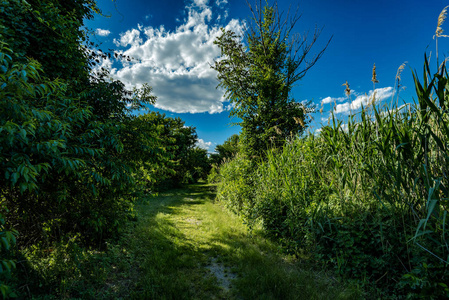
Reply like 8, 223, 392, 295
85, 0, 449, 152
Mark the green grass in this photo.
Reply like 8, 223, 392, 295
111, 183, 362, 299
20, 183, 362, 299
22, 183, 360, 299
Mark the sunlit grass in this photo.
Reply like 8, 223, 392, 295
22, 183, 361, 299
114, 183, 361, 299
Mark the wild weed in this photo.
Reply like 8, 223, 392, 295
217, 41, 449, 300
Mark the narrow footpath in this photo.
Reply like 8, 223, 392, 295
101, 184, 359, 299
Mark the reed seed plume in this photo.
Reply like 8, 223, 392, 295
371, 63, 379, 84
342, 81, 352, 114
274, 125, 282, 135
293, 117, 305, 127
395, 62, 407, 83
342, 81, 351, 96
391, 62, 407, 109
435, 6, 449, 38
435, 6, 449, 64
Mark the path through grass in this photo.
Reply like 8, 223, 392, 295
94, 183, 361, 299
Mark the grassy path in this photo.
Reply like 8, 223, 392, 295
98, 184, 359, 299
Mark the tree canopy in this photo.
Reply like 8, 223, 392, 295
212, 0, 331, 157
0, 0, 206, 250
210, 134, 240, 166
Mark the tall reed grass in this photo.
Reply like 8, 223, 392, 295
216, 48, 449, 300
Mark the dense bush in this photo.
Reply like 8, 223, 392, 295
0, 43, 136, 247
0, 212, 18, 298
0, 0, 212, 296
127, 112, 211, 193
216, 154, 257, 223
216, 58, 449, 298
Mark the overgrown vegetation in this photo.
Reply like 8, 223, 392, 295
19, 184, 359, 299
216, 8, 449, 298
0, 0, 211, 297
2, 0, 448, 298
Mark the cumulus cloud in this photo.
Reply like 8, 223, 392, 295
320, 96, 346, 105
96, 28, 111, 36
321, 87, 394, 114
196, 138, 213, 151
104, 0, 244, 113
320, 96, 333, 104
216, 0, 228, 6
336, 87, 394, 114
113, 28, 143, 47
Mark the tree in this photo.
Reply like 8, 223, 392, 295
212, 0, 331, 157
185, 147, 211, 182
125, 112, 209, 190
210, 134, 240, 166
0, 0, 159, 295
0, 0, 156, 247
0, 0, 96, 83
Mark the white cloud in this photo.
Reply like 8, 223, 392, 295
321, 96, 333, 104
193, 0, 209, 7
113, 28, 143, 47
105, 1, 244, 114
330, 87, 394, 114
320, 96, 346, 105
96, 28, 111, 37
216, 0, 228, 6
340, 123, 349, 132
196, 138, 213, 151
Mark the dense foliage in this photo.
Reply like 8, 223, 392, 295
0, 0, 211, 297
216, 57, 449, 298
213, 2, 330, 157
209, 134, 240, 166
4, 0, 448, 298
127, 112, 211, 192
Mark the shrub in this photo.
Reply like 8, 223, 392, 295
216, 154, 257, 223
0, 211, 18, 299
0, 43, 135, 247
216, 58, 449, 298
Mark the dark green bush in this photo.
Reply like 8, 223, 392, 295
216, 154, 257, 223
0, 211, 18, 299
0, 43, 136, 248
217, 57, 449, 298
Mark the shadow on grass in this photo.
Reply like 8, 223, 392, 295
125, 183, 361, 300
108, 183, 226, 299
21, 183, 360, 299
